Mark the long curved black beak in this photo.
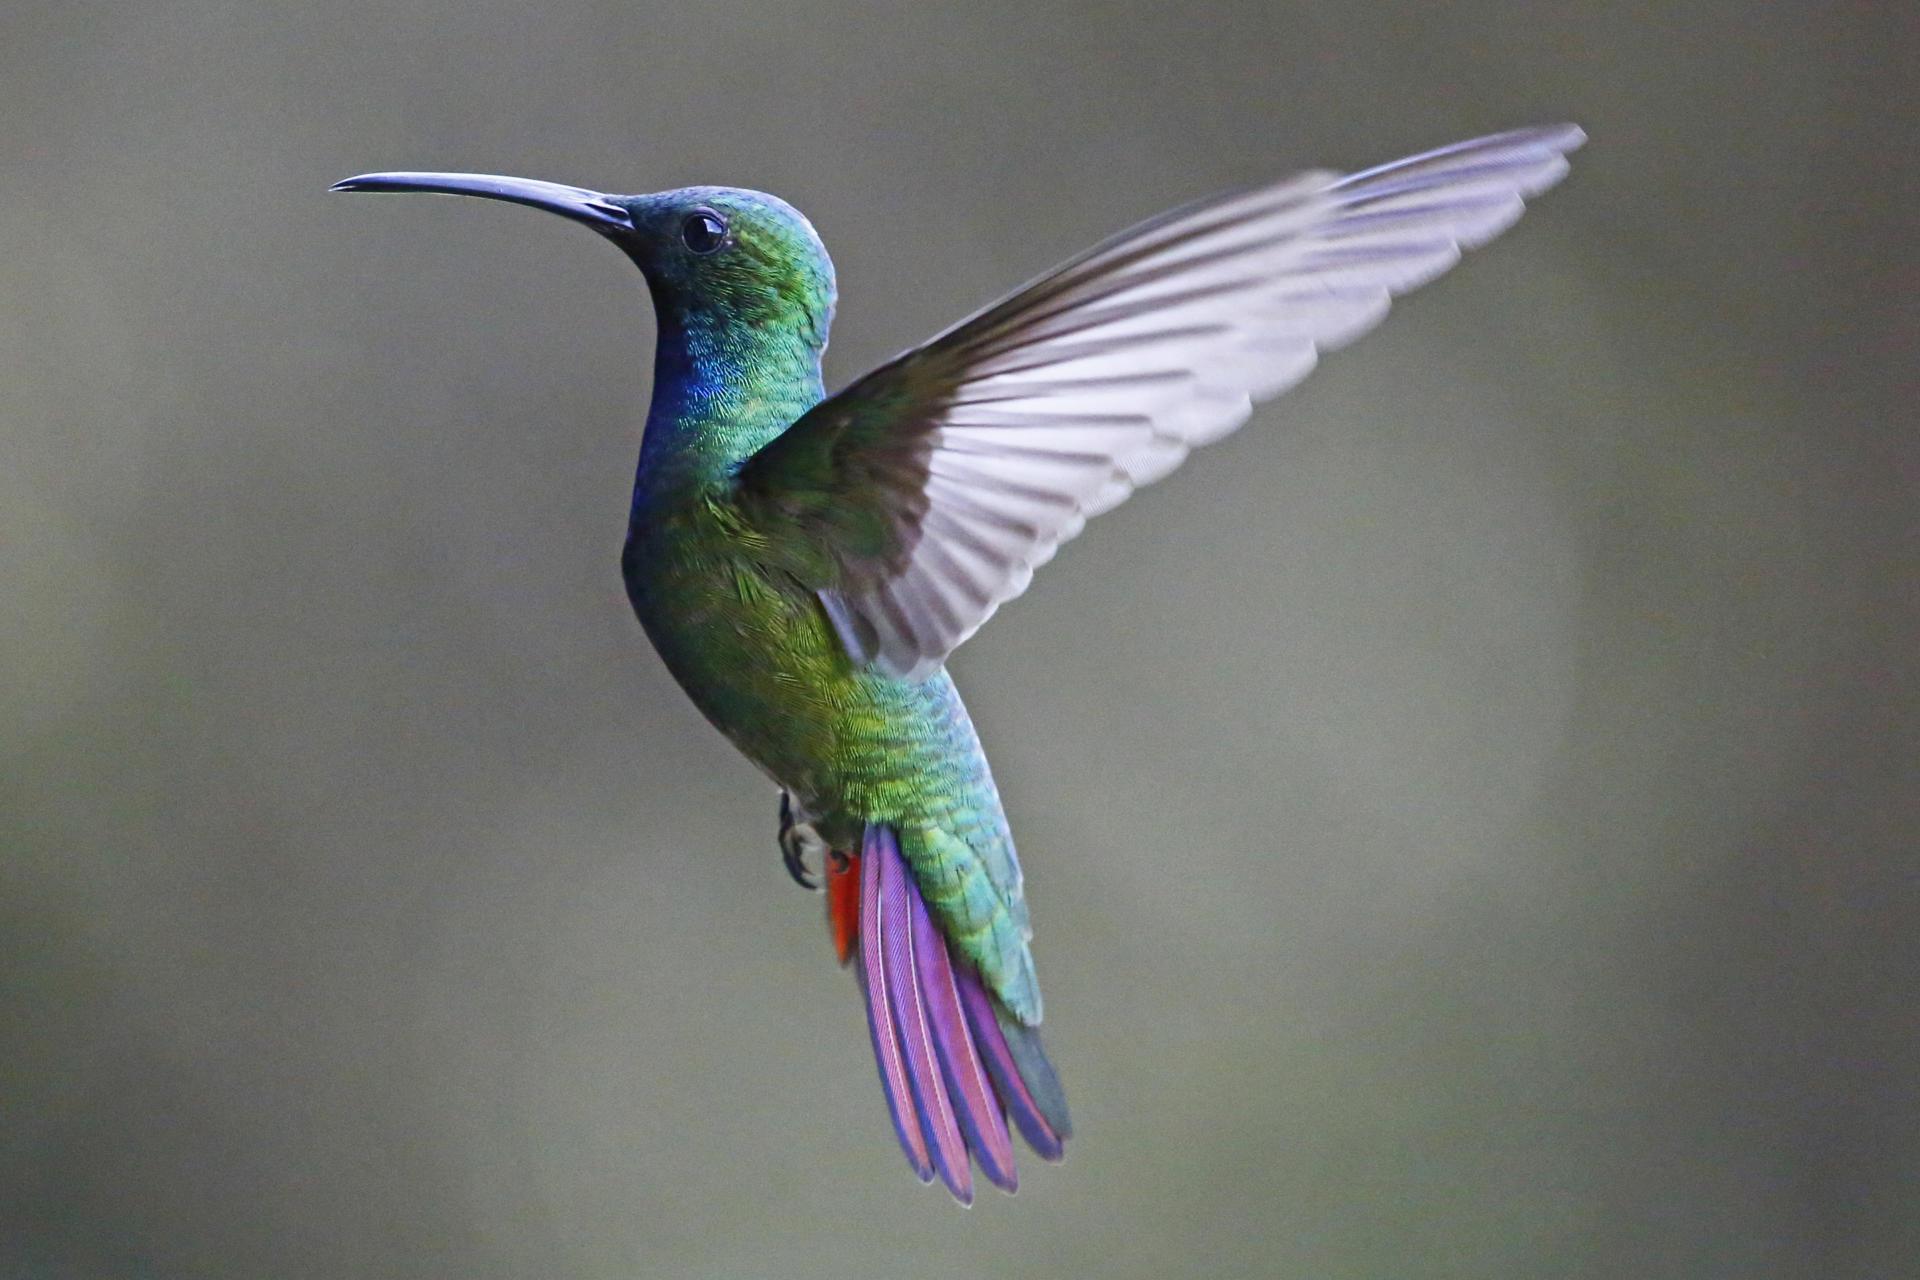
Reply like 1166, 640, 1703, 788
329, 172, 634, 233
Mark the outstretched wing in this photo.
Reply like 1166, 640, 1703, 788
738, 125, 1585, 679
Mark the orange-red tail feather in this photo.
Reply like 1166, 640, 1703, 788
827, 850, 861, 966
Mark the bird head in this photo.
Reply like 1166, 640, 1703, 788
330, 172, 837, 349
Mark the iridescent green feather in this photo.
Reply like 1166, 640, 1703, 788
616, 190, 1043, 1022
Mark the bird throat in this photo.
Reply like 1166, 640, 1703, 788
634, 307, 826, 497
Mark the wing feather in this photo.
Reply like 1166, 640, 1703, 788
739, 125, 1585, 677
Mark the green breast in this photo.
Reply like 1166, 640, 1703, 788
624, 492, 847, 803
622, 491, 1041, 1018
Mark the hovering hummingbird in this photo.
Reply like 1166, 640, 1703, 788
334, 123, 1584, 1202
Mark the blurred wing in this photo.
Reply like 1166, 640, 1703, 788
738, 125, 1585, 678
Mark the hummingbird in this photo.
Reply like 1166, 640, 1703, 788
333, 123, 1584, 1203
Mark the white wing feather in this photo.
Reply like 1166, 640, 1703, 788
819, 124, 1585, 678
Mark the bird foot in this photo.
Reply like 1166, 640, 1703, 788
778, 790, 830, 891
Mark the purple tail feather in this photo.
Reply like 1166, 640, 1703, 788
857, 823, 1069, 1201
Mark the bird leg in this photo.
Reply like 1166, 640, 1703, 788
778, 789, 830, 891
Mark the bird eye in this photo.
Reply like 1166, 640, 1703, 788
681, 210, 727, 254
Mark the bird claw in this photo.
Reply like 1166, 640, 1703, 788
778, 790, 828, 892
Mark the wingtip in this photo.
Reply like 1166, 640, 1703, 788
1548, 122, 1589, 152
1476, 122, 1587, 154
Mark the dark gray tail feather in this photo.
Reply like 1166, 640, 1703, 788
982, 995, 1071, 1152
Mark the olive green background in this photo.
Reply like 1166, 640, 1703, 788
4, 3, 1912, 1277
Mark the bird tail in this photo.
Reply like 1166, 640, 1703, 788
827, 823, 1070, 1202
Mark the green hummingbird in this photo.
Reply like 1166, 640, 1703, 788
333, 123, 1584, 1202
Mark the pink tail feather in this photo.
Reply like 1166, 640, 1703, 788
855, 823, 1068, 1201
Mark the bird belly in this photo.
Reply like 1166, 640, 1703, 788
623, 523, 1039, 1014
625, 541, 847, 809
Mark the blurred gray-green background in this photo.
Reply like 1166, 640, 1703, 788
4, 3, 1913, 1277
